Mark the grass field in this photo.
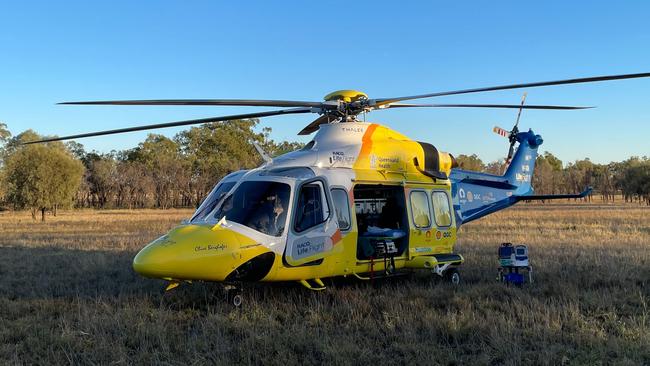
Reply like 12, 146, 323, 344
1, 202, 649, 365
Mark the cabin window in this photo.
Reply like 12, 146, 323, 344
212, 181, 290, 237
191, 181, 236, 223
409, 190, 431, 228
294, 181, 330, 233
330, 188, 351, 231
431, 191, 452, 227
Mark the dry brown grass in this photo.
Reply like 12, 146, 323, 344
0, 202, 648, 365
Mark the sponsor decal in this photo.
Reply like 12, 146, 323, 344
467, 191, 474, 202
329, 151, 355, 165
155, 235, 176, 247
482, 191, 496, 203
368, 154, 400, 169
459, 188, 466, 199
436, 230, 452, 240
293, 237, 326, 259
522, 164, 530, 172
376, 156, 400, 169
426, 230, 432, 238
516, 173, 531, 182
340, 126, 364, 133
194, 244, 227, 252
415, 247, 432, 253
240, 243, 262, 249
525, 154, 532, 161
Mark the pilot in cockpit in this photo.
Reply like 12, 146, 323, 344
250, 192, 288, 236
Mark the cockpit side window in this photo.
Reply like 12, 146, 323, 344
294, 181, 330, 233
191, 181, 236, 223
213, 181, 290, 237
330, 188, 351, 231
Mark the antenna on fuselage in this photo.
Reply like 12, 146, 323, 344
252, 141, 272, 164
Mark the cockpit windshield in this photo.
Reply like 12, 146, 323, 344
213, 181, 290, 237
191, 181, 236, 223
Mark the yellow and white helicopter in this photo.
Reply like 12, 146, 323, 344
28, 73, 650, 305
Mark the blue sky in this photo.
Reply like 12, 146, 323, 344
1, 1, 649, 164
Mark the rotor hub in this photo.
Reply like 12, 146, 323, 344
323, 90, 368, 103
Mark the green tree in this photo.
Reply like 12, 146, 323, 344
533, 152, 564, 195
84, 153, 118, 208
0, 122, 11, 203
455, 154, 485, 171
175, 119, 268, 206
0, 122, 10, 159
484, 160, 505, 175
131, 134, 184, 209
4, 141, 84, 221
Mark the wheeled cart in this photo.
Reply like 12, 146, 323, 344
497, 243, 532, 285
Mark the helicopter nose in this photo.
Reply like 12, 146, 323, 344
132, 246, 176, 278
132, 224, 273, 281
132, 224, 237, 280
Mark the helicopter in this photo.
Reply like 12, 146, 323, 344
26, 72, 650, 305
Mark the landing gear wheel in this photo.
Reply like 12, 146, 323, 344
445, 269, 460, 285
231, 293, 243, 307
225, 285, 243, 308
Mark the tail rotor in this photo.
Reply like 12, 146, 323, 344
493, 93, 527, 171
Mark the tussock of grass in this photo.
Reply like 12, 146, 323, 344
0, 202, 648, 365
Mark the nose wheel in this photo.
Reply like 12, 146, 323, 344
224, 285, 243, 307
230, 293, 243, 307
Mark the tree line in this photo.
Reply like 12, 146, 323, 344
0, 120, 301, 220
1, 120, 649, 221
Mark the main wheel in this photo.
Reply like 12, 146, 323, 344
445, 269, 460, 285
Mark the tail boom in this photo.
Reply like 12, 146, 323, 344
450, 130, 543, 225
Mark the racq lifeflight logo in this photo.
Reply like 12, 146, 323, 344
330, 151, 355, 165
293, 237, 326, 259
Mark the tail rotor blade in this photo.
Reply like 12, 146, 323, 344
493, 126, 511, 138
513, 93, 527, 129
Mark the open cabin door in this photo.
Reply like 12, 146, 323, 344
284, 178, 341, 266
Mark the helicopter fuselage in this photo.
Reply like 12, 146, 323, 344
132, 122, 541, 288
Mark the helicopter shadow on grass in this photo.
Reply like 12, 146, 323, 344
2, 244, 646, 315
0, 244, 447, 309
0, 245, 163, 302
158, 269, 468, 312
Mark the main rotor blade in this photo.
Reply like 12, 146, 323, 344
298, 114, 334, 135
374, 72, 650, 105
59, 99, 325, 108
22, 107, 315, 145
386, 103, 592, 110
